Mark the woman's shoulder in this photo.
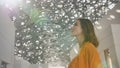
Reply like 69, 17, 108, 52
82, 42, 98, 53
78, 42, 99, 58
84, 42, 96, 49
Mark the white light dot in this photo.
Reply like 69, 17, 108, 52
35, 0, 38, 2
16, 43, 20, 46
67, 48, 69, 50
60, 0, 64, 3
71, 16, 74, 19
35, 25, 37, 27
55, 10, 59, 13
42, 7, 45, 9
50, 3, 54, 7
92, 1, 96, 3
16, 32, 20, 35
12, 16, 16, 21
40, 46, 42, 49
19, 7, 23, 10
74, 48, 78, 54
60, 44, 64, 47
74, 14, 78, 17
110, 15, 115, 19
103, 0, 107, 3
33, 4, 36, 6
18, 54, 21, 57
36, 40, 39, 44
58, 5, 63, 8
95, 21, 100, 25
26, 0, 31, 4
65, 20, 68, 23
19, 50, 22, 53
36, 47, 39, 49
21, 22, 25, 25
40, 60, 43, 61
38, 57, 41, 58
28, 28, 30, 30
39, 36, 42, 39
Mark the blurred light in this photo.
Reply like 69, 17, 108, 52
16, 43, 20, 46
26, 0, 31, 4
108, 4, 115, 9
73, 48, 78, 54
21, 22, 25, 25
19, 50, 22, 53
60, 44, 64, 47
95, 21, 100, 25
1, 0, 19, 8
96, 26, 102, 30
58, 5, 63, 8
12, 16, 16, 21
116, 9, 120, 13
16, 32, 20, 35
110, 15, 115, 19
74, 14, 78, 17
36, 47, 39, 49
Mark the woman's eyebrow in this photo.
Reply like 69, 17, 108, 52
74, 22, 77, 25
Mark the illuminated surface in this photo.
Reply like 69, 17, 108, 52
0, 0, 119, 65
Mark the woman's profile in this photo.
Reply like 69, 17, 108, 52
68, 18, 102, 68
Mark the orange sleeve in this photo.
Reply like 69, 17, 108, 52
82, 43, 102, 68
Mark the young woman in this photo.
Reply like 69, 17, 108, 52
68, 18, 102, 68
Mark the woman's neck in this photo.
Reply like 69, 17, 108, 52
76, 34, 85, 48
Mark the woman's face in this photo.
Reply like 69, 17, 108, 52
71, 20, 83, 36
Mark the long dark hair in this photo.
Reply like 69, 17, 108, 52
77, 18, 99, 47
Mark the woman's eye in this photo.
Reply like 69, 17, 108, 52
74, 23, 77, 26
